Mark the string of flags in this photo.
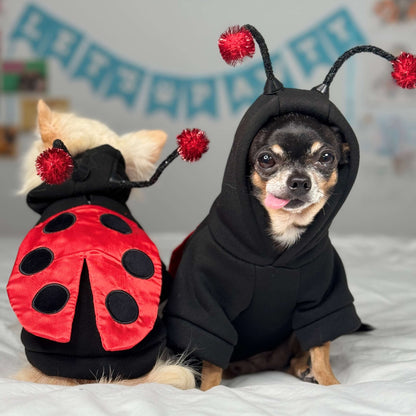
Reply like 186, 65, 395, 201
9, 4, 365, 119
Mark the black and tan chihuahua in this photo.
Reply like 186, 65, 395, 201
201, 113, 349, 390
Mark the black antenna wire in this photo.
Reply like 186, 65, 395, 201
243, 24, 283, 93
323, 45, 395, 88
243, 24, 276, 81
109, 150, 179, 189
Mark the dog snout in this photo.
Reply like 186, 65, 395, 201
286, 173, 311, 196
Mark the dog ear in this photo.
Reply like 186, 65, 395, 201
329, 126, 349, 165
37, 100, 60, 148
136, 130, 167, 164
340, 142, 350, 165
117, 130, 168, 181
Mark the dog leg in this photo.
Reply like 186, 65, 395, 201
225, 334, 299, 378
200, 361, 223, 391
290, 342, 339, 385
309, 342, 339, 385
288, 350, 318, 384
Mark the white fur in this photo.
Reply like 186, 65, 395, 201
261, 169, 329, 248
15, 358, 196, 389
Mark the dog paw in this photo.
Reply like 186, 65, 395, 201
299, 367, 318, 384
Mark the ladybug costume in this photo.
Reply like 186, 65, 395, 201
7, 132, 208, 380
8, 205, 162, 352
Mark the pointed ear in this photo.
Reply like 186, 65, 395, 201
37, 100, 59, 148
117, 129, 168, 181
340, 142, 350, 165
134, 129, 167, 163
329, 125, 349, 165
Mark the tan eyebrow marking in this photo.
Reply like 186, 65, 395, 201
271, 144, 284, 156
310, 141, 323, 154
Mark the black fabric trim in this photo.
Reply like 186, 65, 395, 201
166, 316, 234, 369
295, 305, 361, 351
37, 195, 139, 225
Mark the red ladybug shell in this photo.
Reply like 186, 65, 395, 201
7, 205, 162, 352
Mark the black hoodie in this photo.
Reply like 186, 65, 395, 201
8, 145, 169, 379
166, 86, 362, 369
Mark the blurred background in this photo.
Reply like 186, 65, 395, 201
1, 0, 415, 239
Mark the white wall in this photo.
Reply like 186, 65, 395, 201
1, 0, 416, 238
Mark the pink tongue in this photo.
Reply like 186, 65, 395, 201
265, 193, 290, 209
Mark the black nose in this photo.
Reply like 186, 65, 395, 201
287, 174, 311, 195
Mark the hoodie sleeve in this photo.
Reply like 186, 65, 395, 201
165, 225, 255, 368
292, 240, 361, 350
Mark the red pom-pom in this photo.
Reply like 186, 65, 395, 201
391, 52, 416, 89
218, 25, 255, 66
177, 129, 209, 162
36, 147, 74, 185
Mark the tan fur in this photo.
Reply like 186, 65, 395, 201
201, 361, 223, 391
271, 144, 284, 156
201, 341, 339, 390
322, 170, 338, 193
289, 343, 339, 385
310, 141, 322, 154
19, 100, 167, 194
16, 360, 196, 390
309, 343, 339, 385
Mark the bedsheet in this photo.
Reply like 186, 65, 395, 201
0, 234, 415, 415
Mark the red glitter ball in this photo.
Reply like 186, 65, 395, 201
218, 25, 255, 66
36, 147, 74, 185
177, 129, 209, 162
391, 52, 416, 89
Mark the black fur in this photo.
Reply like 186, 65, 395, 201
249, 113, 347, 211
249, 113, 345, 179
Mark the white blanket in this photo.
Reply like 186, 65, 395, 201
0, 235, 415, 416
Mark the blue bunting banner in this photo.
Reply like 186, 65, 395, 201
10, 4, 83, 68
146, 74, 184, 118
289, 9, 366, 76
73, 44, 115, 92
9, 4, 366, 119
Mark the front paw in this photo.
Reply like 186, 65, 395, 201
300, 367, 318, 384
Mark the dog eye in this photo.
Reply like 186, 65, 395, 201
258, 152, 276, 169
319, 152, 335, 164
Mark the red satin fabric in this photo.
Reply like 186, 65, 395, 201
7, 205, 162, 352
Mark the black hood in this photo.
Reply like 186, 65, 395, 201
27, 144, 131, 214
166, 86, 362, 365
209, 87, 359, 266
